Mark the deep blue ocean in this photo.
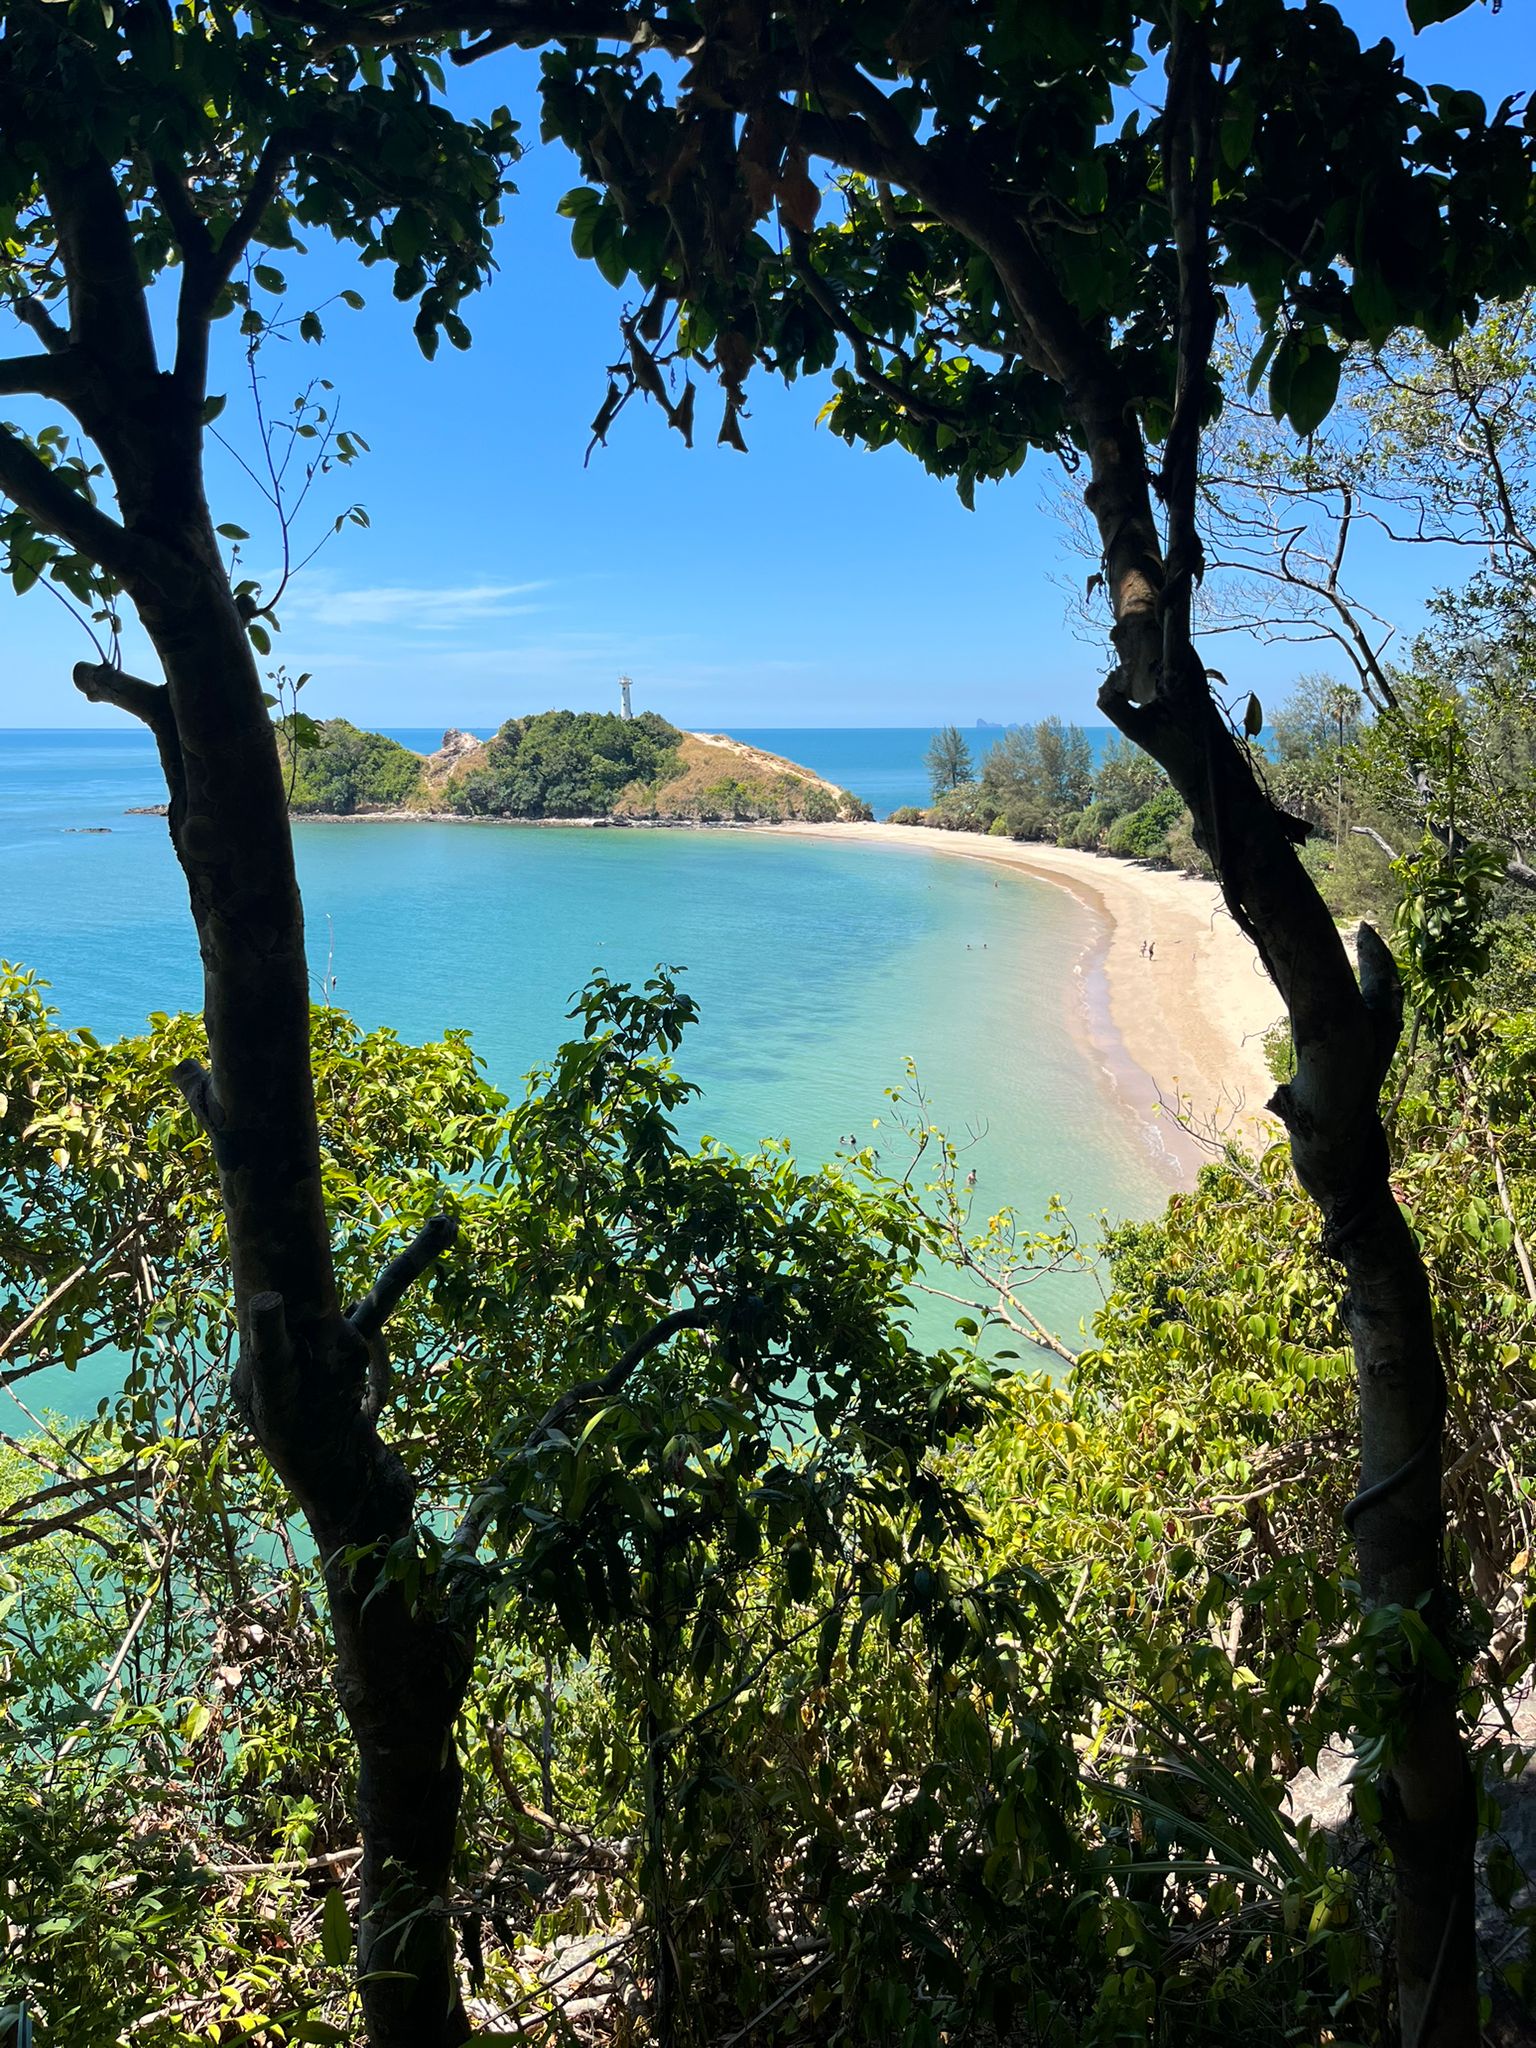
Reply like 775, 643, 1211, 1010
2, 725, 1168, 1395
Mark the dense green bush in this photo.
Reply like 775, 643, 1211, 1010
283, 719, 425, 814
448, 708, 683, 817
1065, 799, 1108, 849
1106, 784, 1185, 859
928, 782, 995, 831
5, 917, 1536, 2043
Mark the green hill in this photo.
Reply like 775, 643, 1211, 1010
281, 711, 870, 823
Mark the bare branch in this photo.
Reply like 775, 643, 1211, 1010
0, 349, 77, 400
0, 1212, 152, 1371
72, 660, 171, 732
1352, 823, 1400, 860
0, 1488, 141, 1554
0, 1466, 147, 1554
211, 136, 293, 290
14, 294, 68, 354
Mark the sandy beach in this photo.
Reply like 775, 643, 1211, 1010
778, 822, 1285, 1162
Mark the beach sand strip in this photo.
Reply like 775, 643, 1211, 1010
777, 822, 1285, 1165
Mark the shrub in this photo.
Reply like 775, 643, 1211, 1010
1002, 798, 1050, 840
1065, 801, 1107, 849
888, 805, 927, 825
1165, 811, 1213, 876
447, 709, 683, 817
929, 783, 994, 832
799, 783, 840, 823
283, 719, 424, 814
1106, 785, 1184, 861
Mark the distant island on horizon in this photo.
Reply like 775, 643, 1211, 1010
277, 710, 874, 826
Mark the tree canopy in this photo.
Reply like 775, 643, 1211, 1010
4, 0, 1536, 2042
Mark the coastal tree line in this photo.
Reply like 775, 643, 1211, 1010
1, 3, 1536, 2046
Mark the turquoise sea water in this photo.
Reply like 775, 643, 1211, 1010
2, 728, 1171, 1398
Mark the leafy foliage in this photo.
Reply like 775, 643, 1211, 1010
282, 719, 426, 815
445, 711, 683, 818
924, 725, 973, 800
6, 938, 1536, 2041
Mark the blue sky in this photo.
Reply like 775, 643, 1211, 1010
2, 0, 1528, 729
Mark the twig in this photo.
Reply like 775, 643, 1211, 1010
717, 1952, 834, 2046
0, 1212, 150, 1369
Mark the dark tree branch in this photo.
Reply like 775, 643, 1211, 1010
212, 136, 293, 289
0, 1481, 143, 1553
72, 660, 171, 732
348, 1214, 458, 1343
1160, 3, 1218, 659
14, 294, 69, 353
152, 159, 216, 269
786, 229, 967, 429
172, 1058, 226, 1138
0, 350, 78, 400
44, 152, 158, 378
0, 422, 157, 587
453, 1303, 723, 1557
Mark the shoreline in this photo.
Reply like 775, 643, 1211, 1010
773, 822, 1284, 1168
126, 799, 1283, 1172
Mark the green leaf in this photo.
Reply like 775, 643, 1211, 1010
253, 263, 287, 294
1244, 694, 1263, 738
1406, 0, 1477, 25
216, 523, 249, 541
731, 1504, 761, 1560
201, 393, 227, 425
1267, 331, 1297, 422
592, 227, 628, 290
1285, 343, 1341, 436
248, 622, 272, 655
1245, 326, 1280, 399
339, 290, 365, 310
320, 1885, 352, 1967
784, 1537, 814, 1602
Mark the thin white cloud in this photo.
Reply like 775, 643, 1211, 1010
288, 581, 549, 631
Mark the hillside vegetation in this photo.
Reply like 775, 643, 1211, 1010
281, 711, 870, 823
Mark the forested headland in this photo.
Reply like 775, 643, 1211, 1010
4, 4, 1536, 2047
279, 713, 871, 824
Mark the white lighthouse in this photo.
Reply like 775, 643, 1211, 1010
619, 674, 633, 720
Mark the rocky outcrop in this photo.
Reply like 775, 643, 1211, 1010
421, 728, 488, 785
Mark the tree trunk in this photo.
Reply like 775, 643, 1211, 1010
1099, 654, 1475, 2046
126, 555, 476, 2048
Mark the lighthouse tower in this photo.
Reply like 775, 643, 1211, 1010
619, 674, 634, 720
